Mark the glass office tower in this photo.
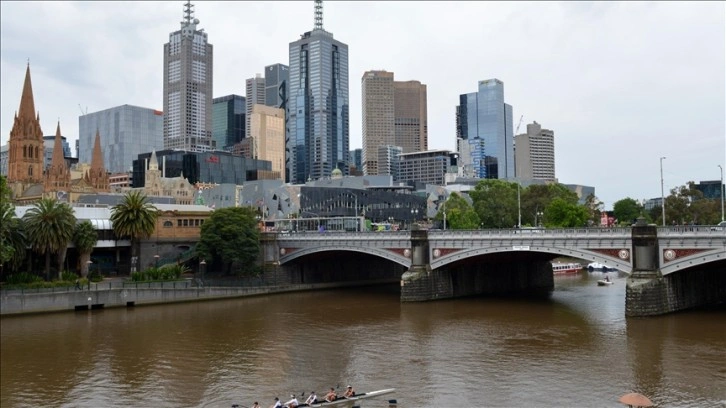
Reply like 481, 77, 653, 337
456, 79, 513, 179
212, 94, 245, 151
287, 2, 349, 184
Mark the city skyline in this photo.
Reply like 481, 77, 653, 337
0, 1, 723, 208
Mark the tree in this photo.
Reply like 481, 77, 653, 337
196, 206, 260, 275
613, 198, 644, 225
22, 198, 76, 280
0, 199, 26, 274
545, 198, 589, 227
434, 192, 480, 229
73, 220, 98, 278
469, 179, 518, 228
583, 193, 604, 226
110, 191, 159, 273
520, 183, 580, 226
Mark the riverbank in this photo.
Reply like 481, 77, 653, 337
0, 278, 398, 316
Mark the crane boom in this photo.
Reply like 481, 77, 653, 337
515, 114, 524, 135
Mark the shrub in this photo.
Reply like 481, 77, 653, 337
60, 270, 78, 282
5, 272, 43, 285
87, 270, 103, 282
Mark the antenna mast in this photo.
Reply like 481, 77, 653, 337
183, 0, 194, 25
314, 0, 323, 30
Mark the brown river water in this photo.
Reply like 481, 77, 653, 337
2, 272, 725, 408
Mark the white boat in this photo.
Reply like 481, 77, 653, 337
587, 262, 613, 271
552, 262, 582, 275
304, 389, 396, 408
597, 279, 614, 286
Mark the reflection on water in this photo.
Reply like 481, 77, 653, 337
2, 272, 725, 407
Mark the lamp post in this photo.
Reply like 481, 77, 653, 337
536, 211, 543, 227
199, 259, 206, 283
411, 208, 419, 229
719, 164, 724, 222
154, 254, 160, 268
86, 260, 93, 278
517, 181, 522, 228
442, 200, 447, 231
660, 156, 666, 226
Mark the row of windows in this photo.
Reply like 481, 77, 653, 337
161, 218, 206, 228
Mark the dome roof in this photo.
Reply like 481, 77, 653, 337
331, 167, 343, 178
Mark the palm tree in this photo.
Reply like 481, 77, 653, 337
23, 198, 76, 280
73, 220, 98, 278
0, 201, 27, 274
110, 191, 159, 273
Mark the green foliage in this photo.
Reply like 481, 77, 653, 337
545, 198, 590, 227
60, 270, 78, 282
470, 179, 519, 228
73, 221, 98, 254
87, 269, 103, 282
435, 192, 480, 229
5, 272, 43, 285
0, 198, 26, 270
130, 263, 186, 282
613, 198, 644, 225
110, 191, 160, 270
197, 206, 260, 275
22, 198, 76, 279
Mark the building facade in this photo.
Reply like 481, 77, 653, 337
163, 2, 214, 152
514, 121, 556, 181
398, 150, 456, 186
212, 94, 245, 151
287, 2, 349, 183
249, 104, 285, 180
132, 149, 273, 187
362, 70, 395, 176
456, 78, 514, 179
265, 63, 289, 109
361, 70, 427, 177
79, 104, 164, 174
378, 145, 402, 180
246, 74, 265, 140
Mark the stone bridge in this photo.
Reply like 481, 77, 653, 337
260, 223, 726, 316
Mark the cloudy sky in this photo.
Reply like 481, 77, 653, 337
1, 1, 724, 209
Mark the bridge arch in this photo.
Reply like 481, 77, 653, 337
430, 245, 633, 273
280, 245, 412, 269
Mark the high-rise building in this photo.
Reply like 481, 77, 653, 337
398, 150, 457, 186
456, 78, 514, 179
349, 148, 362, 175
288, 0, 349, 184
378, 145, 402, 180
249, 104, 285, 180
212, 94, 245, 151
361, 70, 394, 176
514, 121, 555, 181
361, 70, 427, 176
246, 74, 265, 139
394, 80, 427, 153
265, 64, 289, 108
163, 1, 214, 152
79, 105, 164, 174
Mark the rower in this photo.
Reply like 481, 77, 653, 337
305, 392, 317, 406
284, 395, 299, 408
343, 385, 355, 398
324, 388, 337, 402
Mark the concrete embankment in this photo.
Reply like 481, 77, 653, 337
0, 279, 397, 316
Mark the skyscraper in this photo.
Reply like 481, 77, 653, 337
265, 63, 289, 109
163, 1, 214, 152
514, 121, 556, 181
287, 0, 349, 184
361, 70, 427, 176
245, 74, 265, 139
212, 94, 245, 151
456, 79, 514, 179
79, 105, 164, 174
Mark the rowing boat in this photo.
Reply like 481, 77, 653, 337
303, 388, 396, 408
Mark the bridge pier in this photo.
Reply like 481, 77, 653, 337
626, 219, 726, 316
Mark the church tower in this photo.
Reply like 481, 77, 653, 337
7, 63, 45, 184
85, 129, 110, 192
44, 121, 71, 193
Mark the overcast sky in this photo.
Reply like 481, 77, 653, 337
1, 1, 724, 209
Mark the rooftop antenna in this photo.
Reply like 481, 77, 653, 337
183, 0, 194, 25
314, 0, 323, 30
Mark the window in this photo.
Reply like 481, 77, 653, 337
164, 221, 173, 227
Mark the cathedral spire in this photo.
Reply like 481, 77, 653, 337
90, 129, 104, 172
50, 122, 65, 167
149, 149, 159, 171
44, 121, 70, 192
88, 129, 110, 192
18, 63, 37, 121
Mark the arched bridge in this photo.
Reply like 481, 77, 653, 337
260, 224, 726, 316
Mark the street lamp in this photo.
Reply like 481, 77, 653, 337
154, 254, 160, 268
719, 164, 724, 222
86, 260, 93, 278
517, 181, 522, 228
536, 211, 543, 227
199, 259, 206, 283
660, 156, 666, 226
411, 208, 419, 229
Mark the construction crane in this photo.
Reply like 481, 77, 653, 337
78, 104, 88, 116
515, 114, 524, 135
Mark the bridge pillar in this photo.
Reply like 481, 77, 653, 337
259, 232, 287, 282
400, 227, 438, 301
626, 218, 668, 316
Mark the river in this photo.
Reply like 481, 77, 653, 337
1, 271, 725, 407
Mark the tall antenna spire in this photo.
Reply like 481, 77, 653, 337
314, 0, 323, 30
183, 0, 194, 25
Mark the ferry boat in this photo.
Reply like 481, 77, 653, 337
552, 262, 582, 275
